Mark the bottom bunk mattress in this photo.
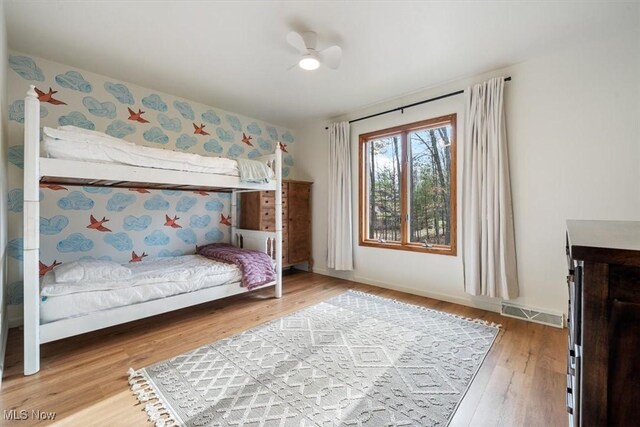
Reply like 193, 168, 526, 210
40, 255, 242, 323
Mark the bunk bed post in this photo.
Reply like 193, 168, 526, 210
23, 85, 41, 375
275, 144, 283, 298
231, 190, 237, 247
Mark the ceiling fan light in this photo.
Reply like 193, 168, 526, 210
299, 56, 320, 71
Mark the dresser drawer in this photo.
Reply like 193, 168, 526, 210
258, 207, 288, 231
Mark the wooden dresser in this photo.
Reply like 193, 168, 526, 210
565, 220, 640, 426
240, 180, 313, 270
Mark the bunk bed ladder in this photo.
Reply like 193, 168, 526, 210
23, 86, 41, 375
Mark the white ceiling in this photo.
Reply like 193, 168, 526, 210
5, 1, 638, 128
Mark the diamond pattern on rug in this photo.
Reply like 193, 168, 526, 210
129, 291, 499, 426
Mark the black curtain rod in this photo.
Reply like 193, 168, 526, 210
325, 76, 511, 129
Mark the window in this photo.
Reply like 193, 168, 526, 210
359, 114, 457, 255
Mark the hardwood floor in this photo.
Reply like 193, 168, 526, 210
0, 271, 567, 426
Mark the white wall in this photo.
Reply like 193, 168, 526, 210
295, 29, 640, 315
1, 0, 9, 378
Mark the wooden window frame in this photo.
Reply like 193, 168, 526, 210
358, 114, 457, 256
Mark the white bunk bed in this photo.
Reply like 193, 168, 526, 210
21, 85, 283, 375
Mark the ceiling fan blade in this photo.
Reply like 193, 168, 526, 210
286, 31, 308, 54
319, 45, 342, 69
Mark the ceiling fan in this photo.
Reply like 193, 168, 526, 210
286, 31, 342, 71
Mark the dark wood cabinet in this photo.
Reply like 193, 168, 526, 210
240, 180, 312, 270
565, 220, 640, 427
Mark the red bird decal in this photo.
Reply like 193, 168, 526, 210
129, 188, 150, 194
127, 107, 149, 123
220, 214, 232, 226
241, 133, 253, 146
34, 87, 67, 105
130, 251, 148, 263
164, 214, 182, 229
193, 191, 210, 196
39, 260, 61, 276
87, 214, 111, 232
39, 183, 68, 191
279, 142, 288, 153
193, 123, 210, 136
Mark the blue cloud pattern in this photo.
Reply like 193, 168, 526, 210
226, 115, 242, 131
9, 282, 23, 305
158, 114, 182, 132
144, 195, 169, 211
8, 238, 24, 260
55, 71, 92, 92
58, 112, 95, 130
9, 100, 48, 123
227, 144, 244, 158
83, 186, 112, 194
58, 192, 94, 210
142, 94, 168, 112
176, 196, 197, 212
8, 55, 44, 81
8, 145, 24, 169
143, 127, 169, 144
216, 127, 234, 142
203, 139, 223, 153
158, 249, 183, 257
106, 193, 136, 212
144, 230, 170, 246
40, 216, 69, 235
79, 255, 113, 262
173, 101, 194, 120
246, 122, 262, 136
106, 120, 136, 138
201, 110, 221, 125
176, 134, 196, 150
282, 131, 295, 144
57, 233, 94, 253
8, 189, 23, 212
205, 199, 224, 212
258, 138, 272, 151
104, 82, 134, 104
267, 126, 278, 141
190, 214, 211, 228
83, 96, 117, 119
123, 215, 152, 231
205, 229, 224, 242
104, 233, 133, 251
176, 229, 196, 245
4, 56, 299, 274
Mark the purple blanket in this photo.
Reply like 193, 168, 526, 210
197, 243, 276, 290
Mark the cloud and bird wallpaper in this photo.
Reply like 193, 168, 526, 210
6, 53, 296, 308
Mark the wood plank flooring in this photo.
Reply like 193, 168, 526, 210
0, 271, 567, 426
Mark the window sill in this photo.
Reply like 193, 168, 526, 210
359, 240, 457, 256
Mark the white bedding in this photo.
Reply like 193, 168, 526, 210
40, 255, 242, 323
43, 126, 239, 175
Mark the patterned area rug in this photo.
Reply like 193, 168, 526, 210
129, 291, 499, 426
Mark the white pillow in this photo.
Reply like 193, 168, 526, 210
54, 260, 132, 283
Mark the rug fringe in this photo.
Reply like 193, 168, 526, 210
128, 368, 178, 427
346, 290, 503, 329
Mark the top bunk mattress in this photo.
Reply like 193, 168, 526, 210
43, 126, 239, 175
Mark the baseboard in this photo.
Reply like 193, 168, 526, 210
0, 308, 8, 388
312, 267, 502, 313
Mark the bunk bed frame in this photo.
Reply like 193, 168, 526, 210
21, 86, 283, 375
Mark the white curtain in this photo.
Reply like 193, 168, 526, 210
462, 77, 519, 299
327, 121, 353, 270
